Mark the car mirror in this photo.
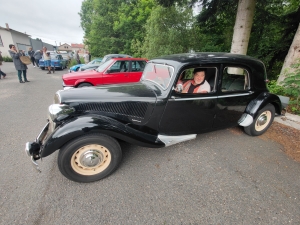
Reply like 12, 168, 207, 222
106, 69, 112, 73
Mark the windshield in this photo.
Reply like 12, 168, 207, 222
141, 63, 174, 89
96, 59, 113, 72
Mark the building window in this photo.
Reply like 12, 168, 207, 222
0, 35, 3, 46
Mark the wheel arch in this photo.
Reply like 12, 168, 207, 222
245, 92, 282, 118
41, 115, 164, 158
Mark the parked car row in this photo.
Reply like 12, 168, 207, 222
39, 53, 68, 70
25, 52, 286, 183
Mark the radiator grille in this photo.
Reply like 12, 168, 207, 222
75, 102, 148, 118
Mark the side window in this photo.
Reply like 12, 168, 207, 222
132, 61, 146, 72
109, 61, 129, 72
175, 67, 217, 94
222, 67, 250, 92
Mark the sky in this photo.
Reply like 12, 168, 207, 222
0, 0, 84, 46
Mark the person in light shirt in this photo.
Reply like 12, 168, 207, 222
42, 47, 53, 74
180, 68, 211, 93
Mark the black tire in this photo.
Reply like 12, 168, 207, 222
58, 133, 122, 183
40, 67, 45, 70
244, 104, 275, 136
77, 83, 92, 88
76, 67, 80, 71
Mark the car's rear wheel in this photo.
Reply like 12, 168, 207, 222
244, 104, 275, 136
77, 83, 92, 88
58, 133, 122, 183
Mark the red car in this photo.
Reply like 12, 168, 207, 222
62, 58, 148, 89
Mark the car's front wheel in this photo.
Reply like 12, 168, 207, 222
40, 67, 45, 70
58, 133, 122, 183
244, 104, 275, 136
77, 83, 92, 88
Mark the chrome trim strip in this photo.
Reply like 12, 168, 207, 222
158, 134, 197, 147
172, 96, 218, 101
220, 92, 253, 98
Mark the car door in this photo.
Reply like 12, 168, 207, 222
214, 64, 257, 129
102, 60, 130, 84
159, 65, 219, 135
129, 60, 147, 82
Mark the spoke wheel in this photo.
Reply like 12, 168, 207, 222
71, 144, 111, 175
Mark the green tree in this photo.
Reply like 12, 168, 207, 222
138, 5, 201, 59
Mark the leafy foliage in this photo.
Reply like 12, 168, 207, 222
280, 60, 300, 114
2, 56, 13, 62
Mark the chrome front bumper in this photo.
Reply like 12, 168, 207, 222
25, 142, 41, 172
24, 122, 50, 172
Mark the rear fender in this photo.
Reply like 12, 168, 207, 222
245, 92, 282, 118
41, 115, 164, 158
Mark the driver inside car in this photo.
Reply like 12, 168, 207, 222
176, 68, 211, 93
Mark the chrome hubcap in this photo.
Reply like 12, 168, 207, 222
79, 150, 104, 168
255, 111, 271, 132
71, 144, 111, 176
257, 114, 268, 126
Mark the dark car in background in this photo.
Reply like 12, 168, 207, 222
25, 52, 285, 183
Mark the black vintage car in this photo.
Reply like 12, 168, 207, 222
25, 52, 285, 183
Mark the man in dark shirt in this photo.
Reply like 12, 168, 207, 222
28, 47, 36, 67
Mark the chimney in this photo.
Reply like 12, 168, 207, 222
5, 23, 9, 30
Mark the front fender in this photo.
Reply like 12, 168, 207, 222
245, 92, 282, 118
41, 115, 164, 158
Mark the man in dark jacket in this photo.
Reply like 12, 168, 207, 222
28, 47, 36, 67
33, 50, 42, 67
8, 44, 29, 83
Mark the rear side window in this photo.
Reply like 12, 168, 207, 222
222, 67, 250, 92
131, 61, 146, 72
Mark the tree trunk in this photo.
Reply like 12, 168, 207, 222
277, 23, 300, 84
230, 0, 256, 55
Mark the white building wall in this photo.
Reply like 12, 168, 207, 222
0, 29, 14, 57
11, 31, 31, 52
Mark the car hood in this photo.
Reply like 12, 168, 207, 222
81, 64, 101, 70
63, 70, 98, 80
59, 82, 157, 104
70, 64, 85, 69
58, 83, 157, 124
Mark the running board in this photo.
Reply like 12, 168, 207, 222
158, 134, 197, 147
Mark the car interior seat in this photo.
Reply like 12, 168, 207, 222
205, 68, 216, 92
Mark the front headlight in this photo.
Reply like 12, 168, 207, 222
48, 104, 75, 122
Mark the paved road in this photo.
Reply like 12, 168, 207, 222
0, 62, 300, 225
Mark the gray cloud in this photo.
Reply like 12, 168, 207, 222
0, 0, 84, 45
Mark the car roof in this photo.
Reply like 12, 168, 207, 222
110, 57, 147, 61
152, 52, 263, 65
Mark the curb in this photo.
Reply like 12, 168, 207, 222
274, 113, 300, 130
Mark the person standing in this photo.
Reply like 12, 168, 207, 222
0, 51, 6, 79
8, 44, 29, 83
88, 52, 91, 62
83, 51, 89, 64
75, 50, 81, 64
28, 47, 36, 67
33, 49, 42, 67
42, 47, 54, 74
